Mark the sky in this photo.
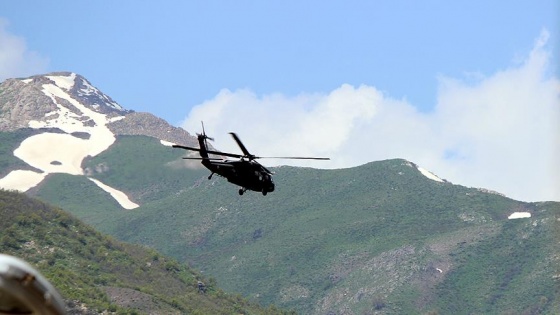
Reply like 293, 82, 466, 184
1, 1, 559, 202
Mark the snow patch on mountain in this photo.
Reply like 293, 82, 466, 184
0, 170, 47, 192
47, 73, 76, 90
73, 75, 124, 111
417, 166, 444, 183
14, 133, 89, 175
88, 178, 139, 210
160, 140, 176, 147
25, 79, 119, 164
508, 212, 531, 219
109, 116, 126, 123
0, 73, 138, 209
402, 160, 445, 183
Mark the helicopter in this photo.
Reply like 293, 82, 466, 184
172, 123, 329, 195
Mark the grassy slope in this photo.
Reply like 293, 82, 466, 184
32, 173, 126, 230
32, 134, 207, 231
0, 190, 292, 314
81, 135, 207, 203
98, 159, 559, 314
0, 129, 43, 176
434, 202, 560, 315
21, 135, 560, 314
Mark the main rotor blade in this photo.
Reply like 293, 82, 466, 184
182, 157, 224, 161
172, 144, 202, 151
172, 144, 243, 159
229, 132, 252, 157
255, 156, 331, 160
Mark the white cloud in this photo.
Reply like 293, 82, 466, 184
181, 30, 559, 202
0, 18, 49, 82
432, 29, 559, 202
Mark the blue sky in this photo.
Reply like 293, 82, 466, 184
1, 1, 559, 201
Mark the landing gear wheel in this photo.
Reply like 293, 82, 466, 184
262, 190, 267, 196
239, 188, 245, 195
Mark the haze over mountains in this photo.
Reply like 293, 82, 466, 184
0, 72, 558, 314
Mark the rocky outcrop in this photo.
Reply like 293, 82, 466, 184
108, 112, 199, 147
0, 78, 57, 131
0, 72, 199, 147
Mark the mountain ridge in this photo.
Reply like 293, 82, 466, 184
0, 71, 517, 204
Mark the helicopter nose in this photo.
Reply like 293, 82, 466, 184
269, 182, 275, 192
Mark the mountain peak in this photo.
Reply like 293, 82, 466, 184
0, 72, 131, 131
28, 72, 127, 113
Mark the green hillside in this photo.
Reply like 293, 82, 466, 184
20, 135, 560, 314
32, 173, 125, 229
81, 135, 207, 203
0, 189, 292, 314
0, 128, 43, 177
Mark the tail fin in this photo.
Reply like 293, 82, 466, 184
197, 121, 212, 159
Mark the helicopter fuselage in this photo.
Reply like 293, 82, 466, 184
202, 159, 275, 195
172, 123, 327, 196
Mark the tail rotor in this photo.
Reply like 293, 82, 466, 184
198, 121, 214, 148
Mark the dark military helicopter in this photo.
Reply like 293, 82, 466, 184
172, 124, 329, 195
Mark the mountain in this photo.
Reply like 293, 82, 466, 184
0, 72, 200, 209
0, 189, 290, 314
72, 159, 560, 314
1, 72, 559, 314
0, 71, 194, 144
